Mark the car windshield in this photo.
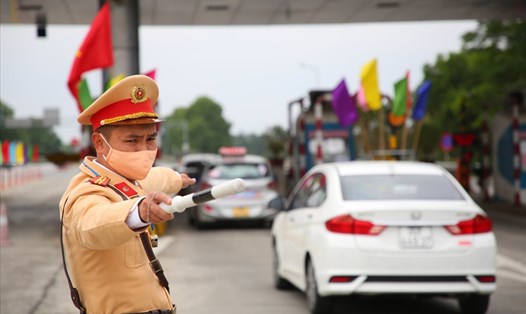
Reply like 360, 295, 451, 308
208, 163, 270, 180
340, 174, 466, 201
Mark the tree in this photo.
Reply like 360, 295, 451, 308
263, 125, 288, 160
0, 100, 62, 157
232, 133, 266, 155
164, 96, 232, 156
418, 19, 526, 159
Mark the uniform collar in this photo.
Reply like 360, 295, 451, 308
80, 156, 145, 198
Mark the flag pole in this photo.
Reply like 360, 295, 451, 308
401, 121, 409, 150
412, 120, 423, 157
378, 105, 385, 157
359, 117, 373, 158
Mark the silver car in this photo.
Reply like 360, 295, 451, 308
187, 152, 279, 228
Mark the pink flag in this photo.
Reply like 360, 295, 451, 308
356, 84, 369, 112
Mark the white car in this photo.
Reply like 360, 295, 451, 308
271, 161, 496, 314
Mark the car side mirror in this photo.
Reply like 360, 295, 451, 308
268, 196, 285, 211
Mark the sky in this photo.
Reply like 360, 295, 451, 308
0, 20, 478, 145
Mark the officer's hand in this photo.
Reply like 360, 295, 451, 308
180, 173, 196, 189
139, 191, 174, 224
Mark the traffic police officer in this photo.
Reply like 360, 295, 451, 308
60, 74, 194, 313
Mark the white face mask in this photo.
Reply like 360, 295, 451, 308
100, 134, 157, 180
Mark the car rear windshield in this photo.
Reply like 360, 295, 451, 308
340, 174, 466, 200
208, 163, 270, 180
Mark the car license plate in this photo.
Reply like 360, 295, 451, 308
399, 227, 433, 248
232, 207, 250, 218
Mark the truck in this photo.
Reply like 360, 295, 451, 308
282, 90, 357, 194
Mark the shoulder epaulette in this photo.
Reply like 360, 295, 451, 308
89, 175, 110, 187
114, 182, 138, 198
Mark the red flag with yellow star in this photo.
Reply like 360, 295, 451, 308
67, 2, 113, 113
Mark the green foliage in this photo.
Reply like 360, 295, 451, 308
0, 100, 14, 119
0, 100, 62, 156
263, 125, 288, 159
232, 133, 266, 155
164, 96, 232, 156
420, 19, 526, 159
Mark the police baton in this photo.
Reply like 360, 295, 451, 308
160, 178, 247, 213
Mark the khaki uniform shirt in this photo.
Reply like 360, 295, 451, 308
59, 157, 183, 313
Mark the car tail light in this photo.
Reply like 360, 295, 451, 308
444, 214, 492, 235
475, 275, 496, 283
325, 215, 385, 235
203, 204, 213, 213
329, 276, 357, 283
267, 180, 277, 190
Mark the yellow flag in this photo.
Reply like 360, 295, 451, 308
105, 73, 125, 90
15, 142, 24, 165
360, 59, 381, 111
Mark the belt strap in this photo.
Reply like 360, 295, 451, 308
60, 196, 87, 314
130, 306, 176, 314
139, 231, 170, 292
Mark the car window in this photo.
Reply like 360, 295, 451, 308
289, 173, 326, 210
289, 175, 313, 210
340, 174, 465, 201
305, 174, 327, 207
183, 161, 209, 181
208, 163, 270, 180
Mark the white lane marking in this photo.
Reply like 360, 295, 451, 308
497, 269, 526, 284
497, 254, 526, 275
497, 254, 526, 283
153, 235, 176, 255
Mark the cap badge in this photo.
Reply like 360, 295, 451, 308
131, 86, 147, 104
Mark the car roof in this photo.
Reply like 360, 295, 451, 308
219, 154, 269, 164
180, 153, 269, 166
180, 153, 222, 165
317, 161, 446, 176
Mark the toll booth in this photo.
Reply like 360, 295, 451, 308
492, 113, 526, 205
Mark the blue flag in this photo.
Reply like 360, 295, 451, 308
411, 80, 432, 121
331, 79, 358, 127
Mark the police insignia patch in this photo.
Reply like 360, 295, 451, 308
89, 175, 110, 186
130, 86, 147, 104
114, 182, 138, 197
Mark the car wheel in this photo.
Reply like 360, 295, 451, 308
458, 294, 490, 314
306, 258, 333, 314
272, 240, 293, 290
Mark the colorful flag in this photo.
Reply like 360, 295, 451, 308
32, 145, 39, 162
16, 142, 24, 165
356, 84, 369, 112
24, 144, 30, 164
412, 80, 432, 121
105, 73, 125, 90
78, 78, 94, 111
360, 59, 381, 111
393, 75, 408, 116
144, 69, 157, 80
331, 79, 358, 127
405, 71, 412, 114
67, 2, 113, 113
9, 142, 17, 165
1, 141, 9, 165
